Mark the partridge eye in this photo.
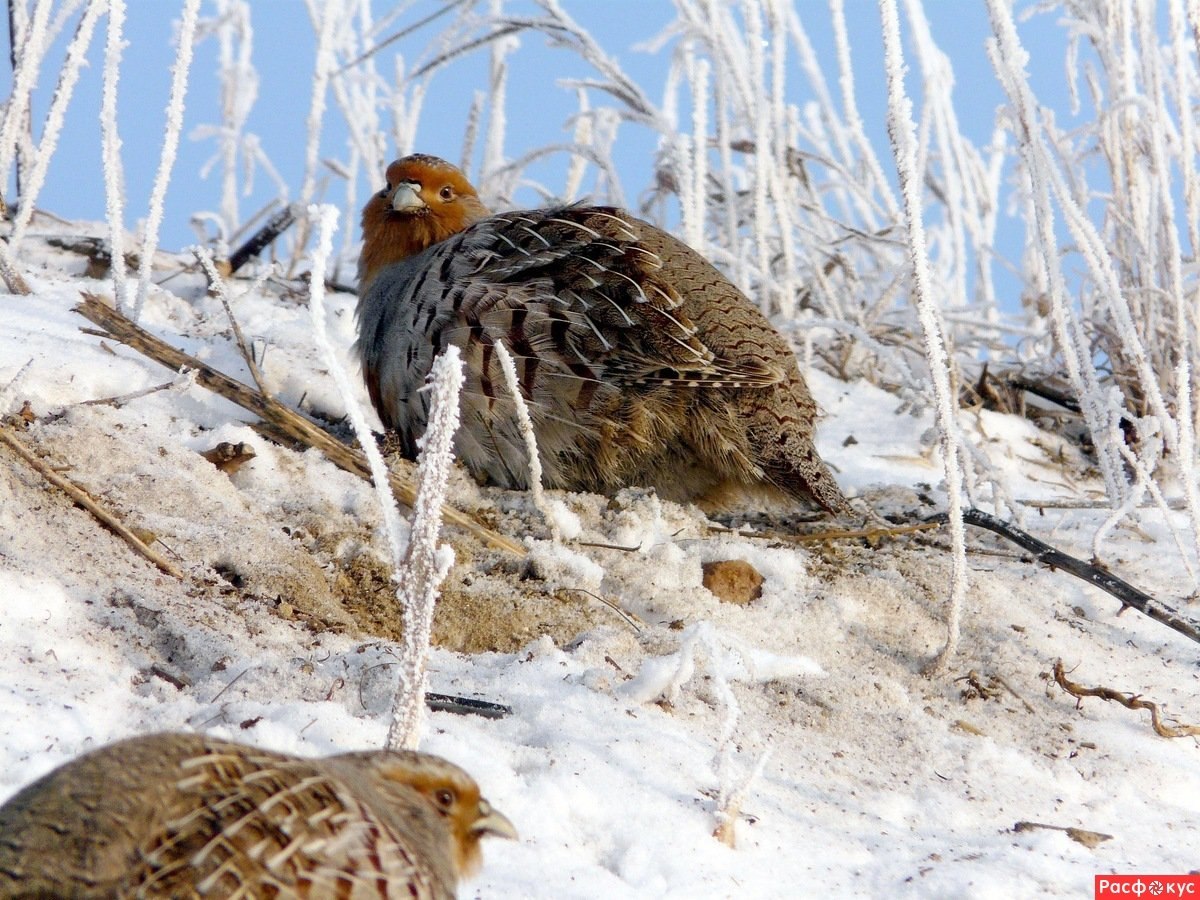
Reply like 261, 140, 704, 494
434, 788, 455, 809
439, 185, 454, 201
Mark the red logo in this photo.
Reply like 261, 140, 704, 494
1096, 876, 1200, 898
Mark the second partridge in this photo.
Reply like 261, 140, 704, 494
357, 154, 849, 514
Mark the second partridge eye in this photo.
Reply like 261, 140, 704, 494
439, 185, 454, 200
435, 788, 455, 808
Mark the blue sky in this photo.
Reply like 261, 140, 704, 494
3, 1, 1074, 263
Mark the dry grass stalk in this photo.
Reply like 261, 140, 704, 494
0, 422, 182, 578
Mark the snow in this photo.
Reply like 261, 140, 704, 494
1, 232, 1198, 897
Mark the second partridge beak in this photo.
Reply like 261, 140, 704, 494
391, 181, 426, 212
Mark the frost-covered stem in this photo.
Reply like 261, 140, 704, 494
829, 0, 897, 220
300, 1, 336, 206
9, 0, 102, 246
495, 342, 558, 542
292, 0, 338, 267
1175, 361, 1200, 582
714, 745, 771, 848
216, 3, 241, 232
1093, 426, 1197, 587
460, 90, 483, 174
709, 629, 741, 847
102, 0, 128, 310
0, 0, 50, 201
679, 47, 708, 251
984, 0, 1126, 504
307, 202, 460, 751
713, 74, 744, 291
305, 204, 407, 571
689, 55, 709, 251
1176, 0, 1200, 261
386, 347, 464, 751
131, 0, 200, 320
563, 88, 591, 201
480, 0, 513, 187
879, 0, 967, 672
744, 0, 772, 312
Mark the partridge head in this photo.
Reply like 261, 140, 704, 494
356, 154, 849, 515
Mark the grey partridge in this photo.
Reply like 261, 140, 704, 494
0, 732, 516, 898
356, 154, 849, 514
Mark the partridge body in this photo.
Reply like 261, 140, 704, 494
0, 732, 515, 899
357, 154, 848, 514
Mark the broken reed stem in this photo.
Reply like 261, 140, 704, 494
0, 423, 182, 578
1053, 660, 1200, 739
72, 292, 526, 556
226, 204, 296, 275
0, 238, 31, 294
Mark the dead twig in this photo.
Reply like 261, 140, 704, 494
194, 248, 269, 395
62, 380, 177, 414
0, 423, 183, 578
708, 520, 940, 546
1053, 660, 1200, 739
1013, 820, 1113, 849
72, 292, 525, 556
568, 587, 643, 632
927, 508, 1200, 646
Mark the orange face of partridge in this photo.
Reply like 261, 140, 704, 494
381, 759, 518, 878
358, 154, 492, 291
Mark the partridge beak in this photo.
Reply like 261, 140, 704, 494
471, 798, 518, 841
391, 181, 426, 212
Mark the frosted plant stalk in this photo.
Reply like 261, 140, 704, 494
1094, 425, 1198, 586
481, 0, 513, 186
193, 0, 261, 236
386, 347, 464, 750
562, 89, 591, 201
102, 0, 129, 310
9, 0, 104, 247
0, 0, 51, 198
132, 0, 201, 321
494, 342, 559, 542
829, 0, 898, 221
300, 0, 338, 208
305, 205, 407, 574
685, 52, 709, 253
984, 0, 1126, 504
880, 0, 967, 673
1175, 361, 1200, 581
306, 203, 463, 749
1175, 0, 1200, 259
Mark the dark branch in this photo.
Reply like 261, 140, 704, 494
926, 507, 1200, 646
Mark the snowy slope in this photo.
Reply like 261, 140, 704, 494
1, 232, 1197, 898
